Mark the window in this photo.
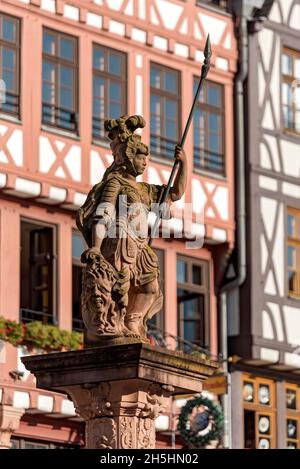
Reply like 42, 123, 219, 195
282, 48, 300, 134
11, 437, 79, 449
42, 28, 78, 132
177, 256, 209, 349
193, 79, 224, 175
242, 375, 276, 449
20, 220, 56, 324
93, 45, 127, 140
196, 0, 228, 9
147, 249, 165, 332
285, 384, 300, 448
72, 231, 86, 331
0, 13, 20, 117
287, 208, 300, 298
150, 63, 181, 159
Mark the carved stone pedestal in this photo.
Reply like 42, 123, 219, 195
0, 405, 24, 449
22, 342, 218, 449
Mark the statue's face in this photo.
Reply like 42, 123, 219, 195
133, 153, 148, 175
82, 276, 111, 332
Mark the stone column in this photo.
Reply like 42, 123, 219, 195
67, 381, 173, 449
0, 405, 24, 449
22, 342, 219, 449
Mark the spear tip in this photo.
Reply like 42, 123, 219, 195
204, 34, 212, 59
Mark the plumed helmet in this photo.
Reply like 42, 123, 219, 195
104, 115, 148, 176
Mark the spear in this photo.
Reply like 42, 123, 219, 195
149, 34, 212, 245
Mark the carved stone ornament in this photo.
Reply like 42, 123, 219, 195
76, 115, 187, 345
65, 380, 174, 449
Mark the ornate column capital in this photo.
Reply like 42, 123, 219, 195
66, 380, 174, 449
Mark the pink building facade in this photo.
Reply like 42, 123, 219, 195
0, 0, 237, 448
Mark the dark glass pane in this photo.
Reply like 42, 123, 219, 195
282, 54, 293, 75
60, 88, 73, 109
177, 259, 187, 283
207, 84, 221, 107
2, 70, 14, 91
3, 17, 16, 43
93, 75, 105, 99
10, 439, 19, 449
109, 53, 122, 76
43, 83, 55, 104
151, 94, 161, 115
165, 70, 177, 93
24, 441, 49, 449
150, 67, 161, 89
110, 102, 121, 118
194, 78, 205, 102
287, 215, 295, 237
42, 103, 55, 123
166, 120, 176, 139
288, 246, 295, 267
208, 133, 219, 152
244, 410, 255, 449
192, 265, 202, 285
2, 47, 15, 70
93, 47, 105, 71
183, 295, 203, 320
286, 389, 297, 410
208, 113, 219, 133
194, 108, 205, 147
184, 320, 201, 343
93, 98, 105, 119
43, 61, 55, 83
72, 264, 83, 331
43, 31, 56, 55
287, 419, 297, 439
288, 271, 296, 291
60, 66, 73, 87
165, 98, 176, 118
60, 37, 75, 61
109, 81, 121, 102
72, 232, 85, 260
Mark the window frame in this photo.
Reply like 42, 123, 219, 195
150, 62, 181, 160
42, 27, 79, 133
285, 383, 300, 449
72, 230, 86, 332
287, 207, 300, 299
281, 47, 300, 136
242, 374, 277, 449
176, 255, 210, 349
92, 43, 127, 142
193, 78, 225, 176
20, 218, 57, 325
0, 12, 21, 118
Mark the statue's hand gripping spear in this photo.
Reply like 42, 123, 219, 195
149, 35, 212, 246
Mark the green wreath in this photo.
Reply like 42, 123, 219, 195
177, 394, 224, 448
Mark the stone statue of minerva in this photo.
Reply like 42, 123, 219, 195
76, 115, 187, 344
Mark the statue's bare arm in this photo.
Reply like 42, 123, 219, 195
170, 145, 187, 202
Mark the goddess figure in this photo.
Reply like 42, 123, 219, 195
76, 115, 187, 345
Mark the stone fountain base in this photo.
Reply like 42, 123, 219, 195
22, 341, 218, 449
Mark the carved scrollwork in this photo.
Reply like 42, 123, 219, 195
138, 418, 155, 449
120, 416, 134, 449
88, 418, 116, 449
141, 383, 174, 419
75, 382, 113, 420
